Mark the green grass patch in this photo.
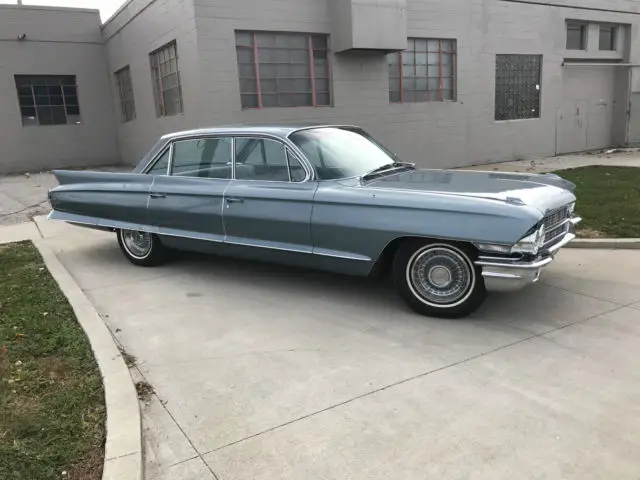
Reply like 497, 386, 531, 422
555, 166, 640, 238
0, 241, 105, 480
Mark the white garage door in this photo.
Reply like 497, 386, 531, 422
556, 66, 616, 155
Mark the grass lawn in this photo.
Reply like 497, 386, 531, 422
555, 165, 640, 238
0, 242, 105, 480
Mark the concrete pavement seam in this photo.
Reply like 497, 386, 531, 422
33, 239, 143, 480
133, 365, 222, 480
202, 303, 626, 456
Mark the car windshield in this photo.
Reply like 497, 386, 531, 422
289, 127, 400, 180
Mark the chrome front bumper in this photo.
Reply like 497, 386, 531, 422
475, 218, 581, 293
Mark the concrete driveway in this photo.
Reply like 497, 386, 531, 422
36, 218, 640, 480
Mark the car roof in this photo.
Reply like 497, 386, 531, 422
159, 123, 358, 141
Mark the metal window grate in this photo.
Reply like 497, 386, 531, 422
388, 38, 457, 104
14, 75, 81, 126
235, 31, 331, 109
149, 41, 183, 117
115, 66, 136, 122
495, 54, 542, 121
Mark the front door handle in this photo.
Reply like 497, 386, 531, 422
226, 197, 244, 204
149, 192, 167, 199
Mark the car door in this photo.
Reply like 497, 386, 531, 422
146, 136, 232, 242
222, 136, 317, 253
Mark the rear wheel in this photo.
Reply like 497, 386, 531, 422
392, 240, 486, 318
117, 229, 167, 267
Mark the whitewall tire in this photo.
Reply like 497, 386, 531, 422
117, 229, 167, 267
392, 240, 487, 318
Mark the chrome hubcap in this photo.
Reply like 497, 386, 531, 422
409, 247, 472, 305
122, 230, 152, 258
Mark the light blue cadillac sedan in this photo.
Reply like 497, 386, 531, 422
48, 124, 581, 318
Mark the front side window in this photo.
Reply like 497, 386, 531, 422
147, 149, 171, 175
115, 66, 136, 122
171, 138, 232, 179
235, 138, 305, 182
14, 75, 81, 126
566, 22, 587, 50
149, 41, 183, 117
289, 127, 397, 180
599, 25, 617, 51
235, 31, 331, 109
388, 38, 457, 103
495, 54, 542, 121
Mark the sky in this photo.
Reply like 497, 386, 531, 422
3, 0, 124, 21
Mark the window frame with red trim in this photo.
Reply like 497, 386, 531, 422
388, 38, 457, 104
235, 31, 332, 109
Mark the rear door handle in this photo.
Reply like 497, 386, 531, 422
149, 193, 167, 199
226, 197, 244, 204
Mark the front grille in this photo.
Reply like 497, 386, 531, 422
543, 205, 572, 249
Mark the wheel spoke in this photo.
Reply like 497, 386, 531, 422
122, 230, 152, 259
408, 247, 473, 305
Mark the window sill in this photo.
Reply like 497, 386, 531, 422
494, 117, 541, 123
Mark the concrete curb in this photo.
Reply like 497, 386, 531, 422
33, 239, 143, 480
566, 238, 640, 249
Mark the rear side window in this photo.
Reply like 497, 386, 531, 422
171, 138, 232, 179
147, 149, 170, 175
235, 137, 306, 182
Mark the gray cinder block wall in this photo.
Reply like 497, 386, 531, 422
105, 0, 640, 169
0, 5, 118, 174
2, 0, 640, 173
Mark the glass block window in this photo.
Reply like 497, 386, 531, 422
388, 38, 457, 103
495, 54, 542, 121
235, 31, 331, 109
599, 25, 617, 51
149, 41, 183, 117
115, 66, 136, 122
14, 75, 81, 126
566, 22, 587, 50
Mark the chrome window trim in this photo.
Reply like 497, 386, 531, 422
143, 144, 173, 175
162, 135, 235, 180
231, 136, 313, 183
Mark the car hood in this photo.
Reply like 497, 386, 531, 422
362, 168, 576, 214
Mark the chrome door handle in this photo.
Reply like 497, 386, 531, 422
226, 197, 244, 204
149, 193, 167, 199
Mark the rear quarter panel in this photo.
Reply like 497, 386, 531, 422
49, 171, 154, 228
311, 182, 543, 264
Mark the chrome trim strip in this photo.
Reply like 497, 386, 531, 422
570, 216, 582, 225
47, 211, 368, 261
475, 256, 553, 270
548, 232, 576, 253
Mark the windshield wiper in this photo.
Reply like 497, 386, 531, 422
363, 162, 413, 180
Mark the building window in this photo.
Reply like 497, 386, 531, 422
14, 75, 81, 126
115, 66, 136, 122
149, 41, 183, 117
599, 25, 617, 51
566, 22, 586, 50
495, 55, 542, 121
387, 38, 457, 103
235, 31, 331, 109
388, 39, 457, 103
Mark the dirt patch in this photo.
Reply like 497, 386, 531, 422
135, 381, 154, 402
576, 228, 606, 239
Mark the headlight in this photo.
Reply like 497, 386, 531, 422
511, 224, 546, 255
475, 224, 546, 256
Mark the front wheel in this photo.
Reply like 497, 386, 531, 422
392, 240, 487, 319
117, 229, 167, 267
